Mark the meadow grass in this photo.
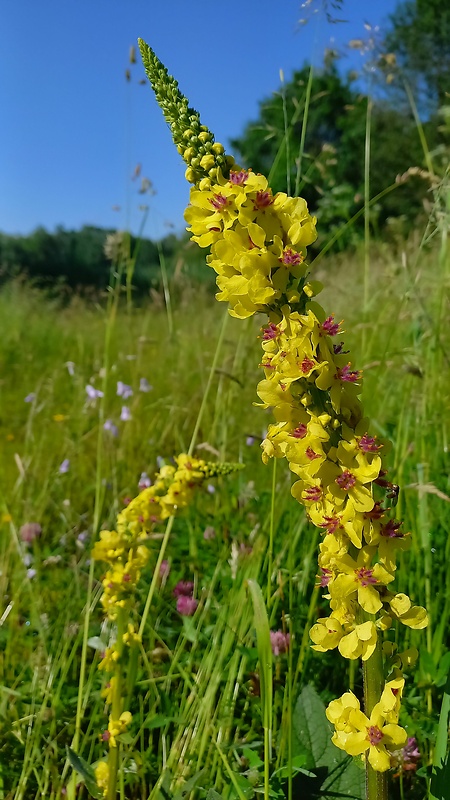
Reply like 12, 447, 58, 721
0, 227, 449, 800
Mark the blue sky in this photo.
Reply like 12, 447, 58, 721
1, 0, 398, 241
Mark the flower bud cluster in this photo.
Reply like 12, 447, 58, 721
138, 39, 234, 184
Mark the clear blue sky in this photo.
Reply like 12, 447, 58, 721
1, 0, 397, 241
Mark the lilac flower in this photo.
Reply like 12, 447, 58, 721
156, 456, 165, 468
138, 472, 151, 490
173, 580, 194, 598
176, 595, 198, 616
246, 435, 256, 446
27, 568, 37, 580
65, 361, 75, 376
207, 484, 216, 494
139, 378, 152, 393
20, 522, 42, 544
120, 405, 132, 422
24, 393, 36, 403
117, 381, 133, 399
103, 419, 119, 437
270, 630, 290, 657
59, 459, 70, 474
86, 384, 104, 400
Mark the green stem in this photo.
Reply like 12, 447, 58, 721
362, 633, 388, 800
107, 609, 127, 800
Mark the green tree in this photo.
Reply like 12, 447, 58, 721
384, 0, 450, 112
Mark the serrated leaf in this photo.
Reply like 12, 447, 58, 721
66, 747, 102, 799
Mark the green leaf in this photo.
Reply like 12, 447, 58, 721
430, 666, 450, 800
247, 580, 273, 739
66, 747, 102, 799
292, 685, 364, 800
205, 790, 224, 800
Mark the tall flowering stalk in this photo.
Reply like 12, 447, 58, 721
138, 40, 428, 799
92, 454, 242, 799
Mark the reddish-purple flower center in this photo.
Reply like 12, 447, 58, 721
320, 516, 341, 534
304, 485, 322, 502
319, 567, 332, 587
229, 170, 248, 185
300, 357, 315, 374
355, 567, 377, 586
306, 447, 320, 461
359, 433, 381, 452
337, 364, 361, 383
336, 470, 356, 490
367, 725, 384, 746
291, 424, 308, 439
262, 323, 279, 340
321, 315, 341, 336
254, 190, 273, 209
381, 519, 403, 538
279, 247, 304, 266
209, 193, 228, 211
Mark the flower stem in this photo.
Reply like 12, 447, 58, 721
362, 632, 388, 800
107, 609, 126, 800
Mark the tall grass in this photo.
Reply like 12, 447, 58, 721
0, 214, 448, 799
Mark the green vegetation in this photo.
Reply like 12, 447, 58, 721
1, 221, 449, 798
1, 2, 449, 797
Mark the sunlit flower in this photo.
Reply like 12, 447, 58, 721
86, 384, 104, 400
59, 459, 70, 474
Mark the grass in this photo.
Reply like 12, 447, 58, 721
0, 223, 449, 800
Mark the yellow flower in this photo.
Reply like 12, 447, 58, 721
95, 761, 109, 796
53, 413, 68, 422
331, 700, 407, 772
328, 547, 394, 615
388, 593, 428, 629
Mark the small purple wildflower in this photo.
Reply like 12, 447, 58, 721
86, 384, 104, 400
176, 595, 198, 616
27, 568, 37, 580
103, 419, 119, 437
24, 393, 36, 403
120, 406, 132, 422
139, 378, 152, 393
270, 630, 290, 656
156, 456, 165, 469
203, 526, 216, 540
20, 522, 42, 544
246, 435, 256, 446
173, 580, 194, 598
117, 381, 133, 399
207, 483, 216, 494
59, 459, 70, 474
138, 472, 152, 490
